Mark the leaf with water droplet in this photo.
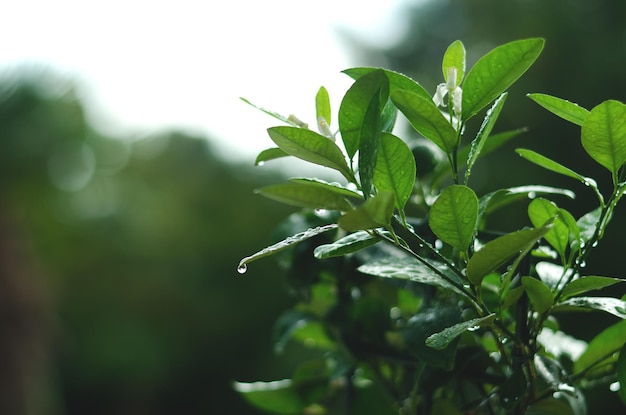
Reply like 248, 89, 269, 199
554, 296, 626, 319
238, 224, 338, 272
429, 185, 478, 252
425, 314, 496, 350
574, 320, 626, 378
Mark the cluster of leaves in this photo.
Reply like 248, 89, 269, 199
235, 39, 626, 414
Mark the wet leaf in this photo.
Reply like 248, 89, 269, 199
522, 276, 554, 314
554, 296, 626, 319
314, 230, 380, 259
256, 181, 353, 211
442, 40, 466, 84
574, 320, 626, 377
338, 191, 394, 231
527, 93, 589, 126
425, 314, 495, 350
255, 147, 289, 165
374, 132, 416, 213
581, 100, 626, 173
561, 276, 625, 300
528, 198, 570, 257
429, 185, 478, 251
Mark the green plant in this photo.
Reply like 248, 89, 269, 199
235, 39, 626, 414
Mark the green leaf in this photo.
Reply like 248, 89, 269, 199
315, 86, 331, 125
574, 320, 626, 377
313, 230, 380, 259
467, 226, 551, 285
233, 379, 305, 414
561, 276, 625, 300
256, 182, 353, 211
338, 191, 395, 231
528, 198, 569, 257
425, 314, 495, 350
255, 147, 289, 165
380, 97, 398, 133
554, 296, 626, 319
391, 89, 458, 154
527, 93, 589, 126
267, 126, 354, 181
581, 100, 626, 173
238, 224, 338, 271
442, 40, 466, 84
338, 69, 389, 160
288, 178, 363, 199
429, 185, 478, 252
618, 344, 626, 403
516, 148, 597, 187
462, 38, 545, 121
522, 276, 554, 314
465, 93, 507, 183
479, 185, 575, 219
577, 207, 602, 244
342, 67, 432, 101
374, 133, 416, 213
357, 256, 465, 295
240, 97, 303, 127
358, 87, 383, 197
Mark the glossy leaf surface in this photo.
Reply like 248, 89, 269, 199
574, 320, 626, 377
581, 100, 626, 173
313, 230, 380, 259
338, 192, 394, 231
522, 276, 553, 314
429, 185, 478, 251
425, 314, 495, 350
527, 93, 589, 126
256, 181, 353, 211
374, 132, 416, 213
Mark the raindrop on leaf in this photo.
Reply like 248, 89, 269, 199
237, 263, 248, 274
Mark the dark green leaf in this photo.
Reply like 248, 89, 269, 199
462, 38, 545, 121
527, 93, 589, 126
574, 320, 626, 377
618, 344, 626, 403
338, 191, 394, 231
467, 225, 551, 285
479, 185, 575, 220
374, 133, 416, 213
391, 89, 458, 154
357, 256, 465, 295
465, 93, 507, 183
522, 276, 554, 314
561, 276, 625, 300
429, 185, 478, 251
358, 87, 383, 197
577, 207, 601, 244
526, 398, 575, 415
581, 100, 626, 173
255, 147, 289, 165
425, 314, 495, 350
314, 230, 380, 259
338, 69, 389, 160
233, 379, 305, 414
267, 126, 354, 181
256, 182, 353, 211
554, 296, 626, 319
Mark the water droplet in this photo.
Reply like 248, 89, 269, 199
435, 239, 443, 250
350, 287, 361, 299
467, 325, 480, 332
257, 161, 265, 166
591, 241, 599, 248
609, 381, 621, 392
527, 191, 536, 199
314, 208, 327, 215
237, 263, 248, 274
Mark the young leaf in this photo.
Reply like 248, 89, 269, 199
527, 93, 589, 126
338, 69, 389, 160
313, 230, 381, 259
560, 276, 625, 300
255, 182, 353, 211
465, 93, 507, 184
581, 100, 626, 174
466, 225, 551, 285
573, 320, 626, 377
315, 86, 331, 125
522, 276, 554, 314
391, 89, 458, 154
338, 191, 395, 231
528, 198, 569, 257
240, 97, 304, 127
429, 185, 478, 252
553, 296, 626, 319
425, 314, 495, 350
267, 126, 354, 181
374, 133, 416, 213
462, 38, 545, 121
343, 67, 432, 101
255, 147, 289, 165
238, 224, 338, 270
442, 40, 466, 85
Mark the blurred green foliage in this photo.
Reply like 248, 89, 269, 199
0, 68, 298, 414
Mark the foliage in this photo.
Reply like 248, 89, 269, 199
236, 39, 626, 414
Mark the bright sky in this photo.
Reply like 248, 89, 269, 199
0, 0, 413, 162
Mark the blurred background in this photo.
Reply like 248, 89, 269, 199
1, 0, 625, 414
